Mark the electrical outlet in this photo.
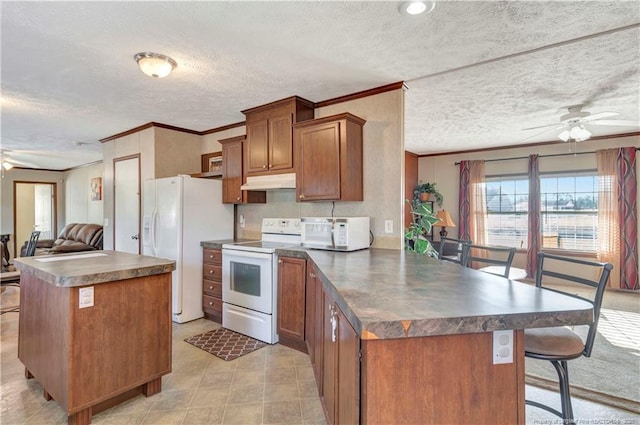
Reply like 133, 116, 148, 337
493, 330, 513, 364
239, 214, 245, 228
384, 220, 393, 233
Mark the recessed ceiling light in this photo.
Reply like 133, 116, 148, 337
134, 52, 177, 78
398, 1, 436, 16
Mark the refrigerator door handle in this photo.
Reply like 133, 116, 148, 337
151, 210, 159, 254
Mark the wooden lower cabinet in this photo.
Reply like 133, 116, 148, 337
202, 248, 223, 323
304, 259, 525, 425
276, 256, 307, 352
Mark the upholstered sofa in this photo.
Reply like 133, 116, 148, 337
21, 223, 103, 256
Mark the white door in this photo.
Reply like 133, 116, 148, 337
114, 156, 140, 254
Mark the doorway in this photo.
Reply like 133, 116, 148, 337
13, 182, 57, 258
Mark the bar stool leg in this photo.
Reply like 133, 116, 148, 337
551, 360, 575, 424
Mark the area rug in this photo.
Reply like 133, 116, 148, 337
184, 328, 266, 361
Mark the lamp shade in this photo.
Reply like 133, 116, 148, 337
435, 210, 456, 228
134, 52, 177, 78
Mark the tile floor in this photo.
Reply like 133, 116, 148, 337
1, 285, 637, 424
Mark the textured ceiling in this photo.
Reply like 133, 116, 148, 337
1, 1, 639, 170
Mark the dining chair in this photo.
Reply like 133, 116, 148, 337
525, 252, 613, 423
24, 231, 41, 257
437, 237, 471, 266
465, 244, 516, 278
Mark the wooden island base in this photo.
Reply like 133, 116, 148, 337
17, 255, 174, 425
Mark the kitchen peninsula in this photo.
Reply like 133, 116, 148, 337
14, 251, 176, 425
275, 247, 594, 425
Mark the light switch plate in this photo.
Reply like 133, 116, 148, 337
493, 330, 513, 364
384, 220, 393, 233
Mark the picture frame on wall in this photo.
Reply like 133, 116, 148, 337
90, 177, 102, 201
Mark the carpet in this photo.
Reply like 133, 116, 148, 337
525, 306, 640, 414
184, 328, 266, 361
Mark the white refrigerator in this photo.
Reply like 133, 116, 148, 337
143, 175, 234, 323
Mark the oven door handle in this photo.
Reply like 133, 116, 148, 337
222, 249, 273, 261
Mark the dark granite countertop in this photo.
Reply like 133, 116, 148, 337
14, 251, 176, 288
200, 239, 257, 249
278, 248, 594, 340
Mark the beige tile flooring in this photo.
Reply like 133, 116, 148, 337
1, 284, 637, 424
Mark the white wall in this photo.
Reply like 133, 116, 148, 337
417, 134, 640, 276
64, 163, 104, 225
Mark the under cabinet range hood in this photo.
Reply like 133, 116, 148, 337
240, 173, 296, 190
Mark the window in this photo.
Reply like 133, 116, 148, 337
485, 171, 598, 252
540, 173, 598, 251
486, 176, 529, 248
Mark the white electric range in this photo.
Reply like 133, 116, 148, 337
221, 218, 301, 343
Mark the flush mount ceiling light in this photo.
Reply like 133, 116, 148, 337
134, 52, 177, 78
2, 161, 14, 171
398, 1, 436, 16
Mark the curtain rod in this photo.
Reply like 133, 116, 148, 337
454, 147, 640, 165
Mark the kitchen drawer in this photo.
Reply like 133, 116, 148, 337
203, 280, 222, 298
203, 248, 222, 265
203, 294, 222, 323
203, 265, 222, 282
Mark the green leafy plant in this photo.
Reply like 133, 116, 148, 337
404, 200, 439, 257
413, 182, 444, 206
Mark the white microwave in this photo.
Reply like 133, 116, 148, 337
301, 217, 370, 251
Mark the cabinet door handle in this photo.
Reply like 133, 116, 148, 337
209, 270, 214, 274
209, 254, 214, 259
309, 273, 316, 278
208, 285, 213, 290
236, 196, 241, 201
278, 259, 282, 264
330, 309, 338, 343
299, 194, 305, 199
262, 164, 267, 169
269, 164, 272, 168
209, 301, 213, 306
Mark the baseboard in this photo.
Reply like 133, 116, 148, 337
525, 374, 640, 414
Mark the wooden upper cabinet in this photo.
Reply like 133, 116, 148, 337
293, 113, 366, 202
242, 96, 314, 176
219, 135, 266, 205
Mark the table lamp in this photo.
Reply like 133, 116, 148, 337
434, 210, 456, 238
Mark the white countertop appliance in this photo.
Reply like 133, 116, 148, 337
221, 218, 301, 344
143, 175, 234, 323
301, 217, 370, 251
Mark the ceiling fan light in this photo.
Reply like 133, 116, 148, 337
2, 161, 14, 170
570, 125, 591, 142
558, 130, 570, 142
134, 52, 177, 78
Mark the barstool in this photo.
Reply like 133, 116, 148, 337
524, 252, 613, 423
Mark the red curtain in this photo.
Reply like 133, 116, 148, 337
526, 155, 541, 279
617, 147, 638, 290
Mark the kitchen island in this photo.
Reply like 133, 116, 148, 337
274, 247, 593, 425
14, 251, 175, 425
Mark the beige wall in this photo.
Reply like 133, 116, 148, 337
417, 134, 640, 276
234, 89, 406, 248
154, 128, 201, 178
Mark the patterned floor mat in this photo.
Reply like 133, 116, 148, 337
184, 328, 267, 361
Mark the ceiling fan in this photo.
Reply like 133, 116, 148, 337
523, 105, 639, 142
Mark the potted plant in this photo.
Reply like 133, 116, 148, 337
405, 200, 439, 257
413, 182, 444, 206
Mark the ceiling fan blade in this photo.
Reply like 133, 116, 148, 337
583, 112, 619, 121
589, 119, 640, 127
522, 122, 564, 131
519, 125, 566, 142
